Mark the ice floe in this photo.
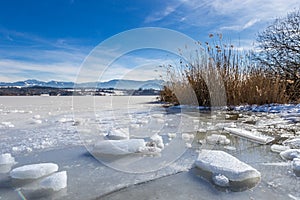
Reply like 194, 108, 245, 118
148, 134, 164, 149
181, 133, 194, 141
206, 134, 230, 145
212, 174, 229, 187
167, 133, 176, 140
39, 171, 67, 191
33, 115, 41, 119
283, 138, 300, 149
92, 139, 146, 155
1, 121, 14, 128
224, 127, 274, 144
10, 163, 59, 180
280, 149, 300, 161
0, 153, 15, 165
194, 150, 261, 191
0, 153, 16, 173
292, 158, 300, 177
106, 128, 129, 140
58, 117, 74, 123
270, 144, 290, 153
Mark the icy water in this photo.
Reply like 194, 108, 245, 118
0, 96, 299, 200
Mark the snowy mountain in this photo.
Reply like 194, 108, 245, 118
0, 79, 163, 90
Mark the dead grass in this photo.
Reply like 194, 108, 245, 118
160, 34, 291, 106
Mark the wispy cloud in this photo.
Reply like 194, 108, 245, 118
144, 2, 183, 23
145, 0, 299, 31
220, 18, 261, 31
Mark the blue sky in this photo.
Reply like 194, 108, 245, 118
0, 0, 299, 82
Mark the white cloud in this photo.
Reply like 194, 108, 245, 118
144, 2, 183, 23
221, 18, 261, 31
145, 0, 299, 31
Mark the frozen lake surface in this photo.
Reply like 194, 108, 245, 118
0, 96, 299, 199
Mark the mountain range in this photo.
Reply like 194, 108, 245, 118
0, 79, 163, 90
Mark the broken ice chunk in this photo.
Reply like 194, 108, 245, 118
10, 163, 59, 180
194, 150, 261, 191
212, 174, 229, 187
280, 149, 300, 161
148, 134, 164, 149
283, 138, 300, 149
292, 158, 300, 177
106, 128, 129, 140
1, 121, 14, 128
270, 144, 290, 153
40, 171, 67, 192
224, 127, 274, 144
0, 153, 16, 173
92, 139, 146, 155
206, 134, 230, 145
0, 153, 16, 165
182, 133, 194, 141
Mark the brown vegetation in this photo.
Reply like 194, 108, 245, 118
160, 34, 292, 106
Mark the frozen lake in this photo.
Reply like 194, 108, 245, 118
0, 96, 299, 199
